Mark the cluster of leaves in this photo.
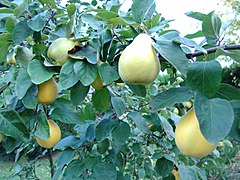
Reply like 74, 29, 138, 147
0, 0, 239, 179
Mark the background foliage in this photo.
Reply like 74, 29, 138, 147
0, 0, 239, 179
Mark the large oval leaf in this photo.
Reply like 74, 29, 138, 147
150, 87, 193, 111
0, 108, 29, 141
27, 59, 56, 84
187, 60, 222, 98
74, 61, 98, 86
194, 93, 234, 144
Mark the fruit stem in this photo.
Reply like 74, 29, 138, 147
48, 148, 55, 177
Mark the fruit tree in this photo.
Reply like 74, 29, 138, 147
0, 0, 239, 179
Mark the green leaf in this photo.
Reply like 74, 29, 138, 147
34, 110, 49, 139
54, 136, 85, 150
5, 17, 17, 33
0, 43, 10, 63
97, 138, 110, 154
154, 157, 174, 178
111, 97, 126, 116
229, 100, 240, 141
27, 59, 56, 84
21, 85, 38, 109
159, 116, 174, 141
215, 49, 240, 63
59, 60, 79, 90
127, 84, 146, 97
216, 83, 240, 100
185, 30, 204, 39
70, 82, 89, 106
13, 0, 28, 17
96, 10, 118, 21
0, 8, 13, 19
50, 98, 82, 124
92, 163, 117, 180
95, 119, 118, 142
191, 166, 207, 180
154, 39, 190, 76
194, 93, 235, 144
202, 12, 222, 44
178, 165, 198, 180
13, 0, 29, 17
112, 121, 130, 145
128, 112, 150, 134
131, 0, 156, 23
0, 108, 29, 141
150, 87, 193, 111
108, 16, 136, 26
99, 63, 119, 86
74, 61, 98, 86
13, 20, 34, 44
27, 11, 46, 31
53, 149, 76, 180
0, 33, 12, 62
92, 88, 110, 113
185, 11, 206, 21
70, 45, 98, 64
173, 36, 207, 54
63, 159, 85, 180
66, 4, 76, 38
187, 60, 222, 98
16, 46, 34, 67
15, 68, 32, 99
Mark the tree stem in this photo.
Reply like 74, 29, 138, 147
48, 148, 54, 177
186, 44, 240, 59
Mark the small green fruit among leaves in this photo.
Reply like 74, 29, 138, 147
175, 108, 217, 158
118, 33, 160, 85
0, 133, 4, 143
38, 78, 58, 104
36, 120, 61, 149
47, 38, 80, 66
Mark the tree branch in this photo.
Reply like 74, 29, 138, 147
186, 44, 240, 59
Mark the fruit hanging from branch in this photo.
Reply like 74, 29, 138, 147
175, 108, 217, 158
118, 33, 160, 85
38, 78, 58, 104
36, 120, 61, 149
47, 38, 80, 66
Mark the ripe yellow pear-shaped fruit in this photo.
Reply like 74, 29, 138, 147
36, 120, 61, 149
0, 133, 4, 143
38, 78, 58, 104
175, 108, 217, 158
118, 33, 160, 85
7, 53, 16, 64
47, 38, 80, 66
91, 75, 104, 90
172, 169, 180, 180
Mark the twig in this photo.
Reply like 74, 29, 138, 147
112, 28, 123, 44
0, 82, 11, 95
48, 148, 55, 177
42, 9, 56, 33
186, 44, 240, 59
